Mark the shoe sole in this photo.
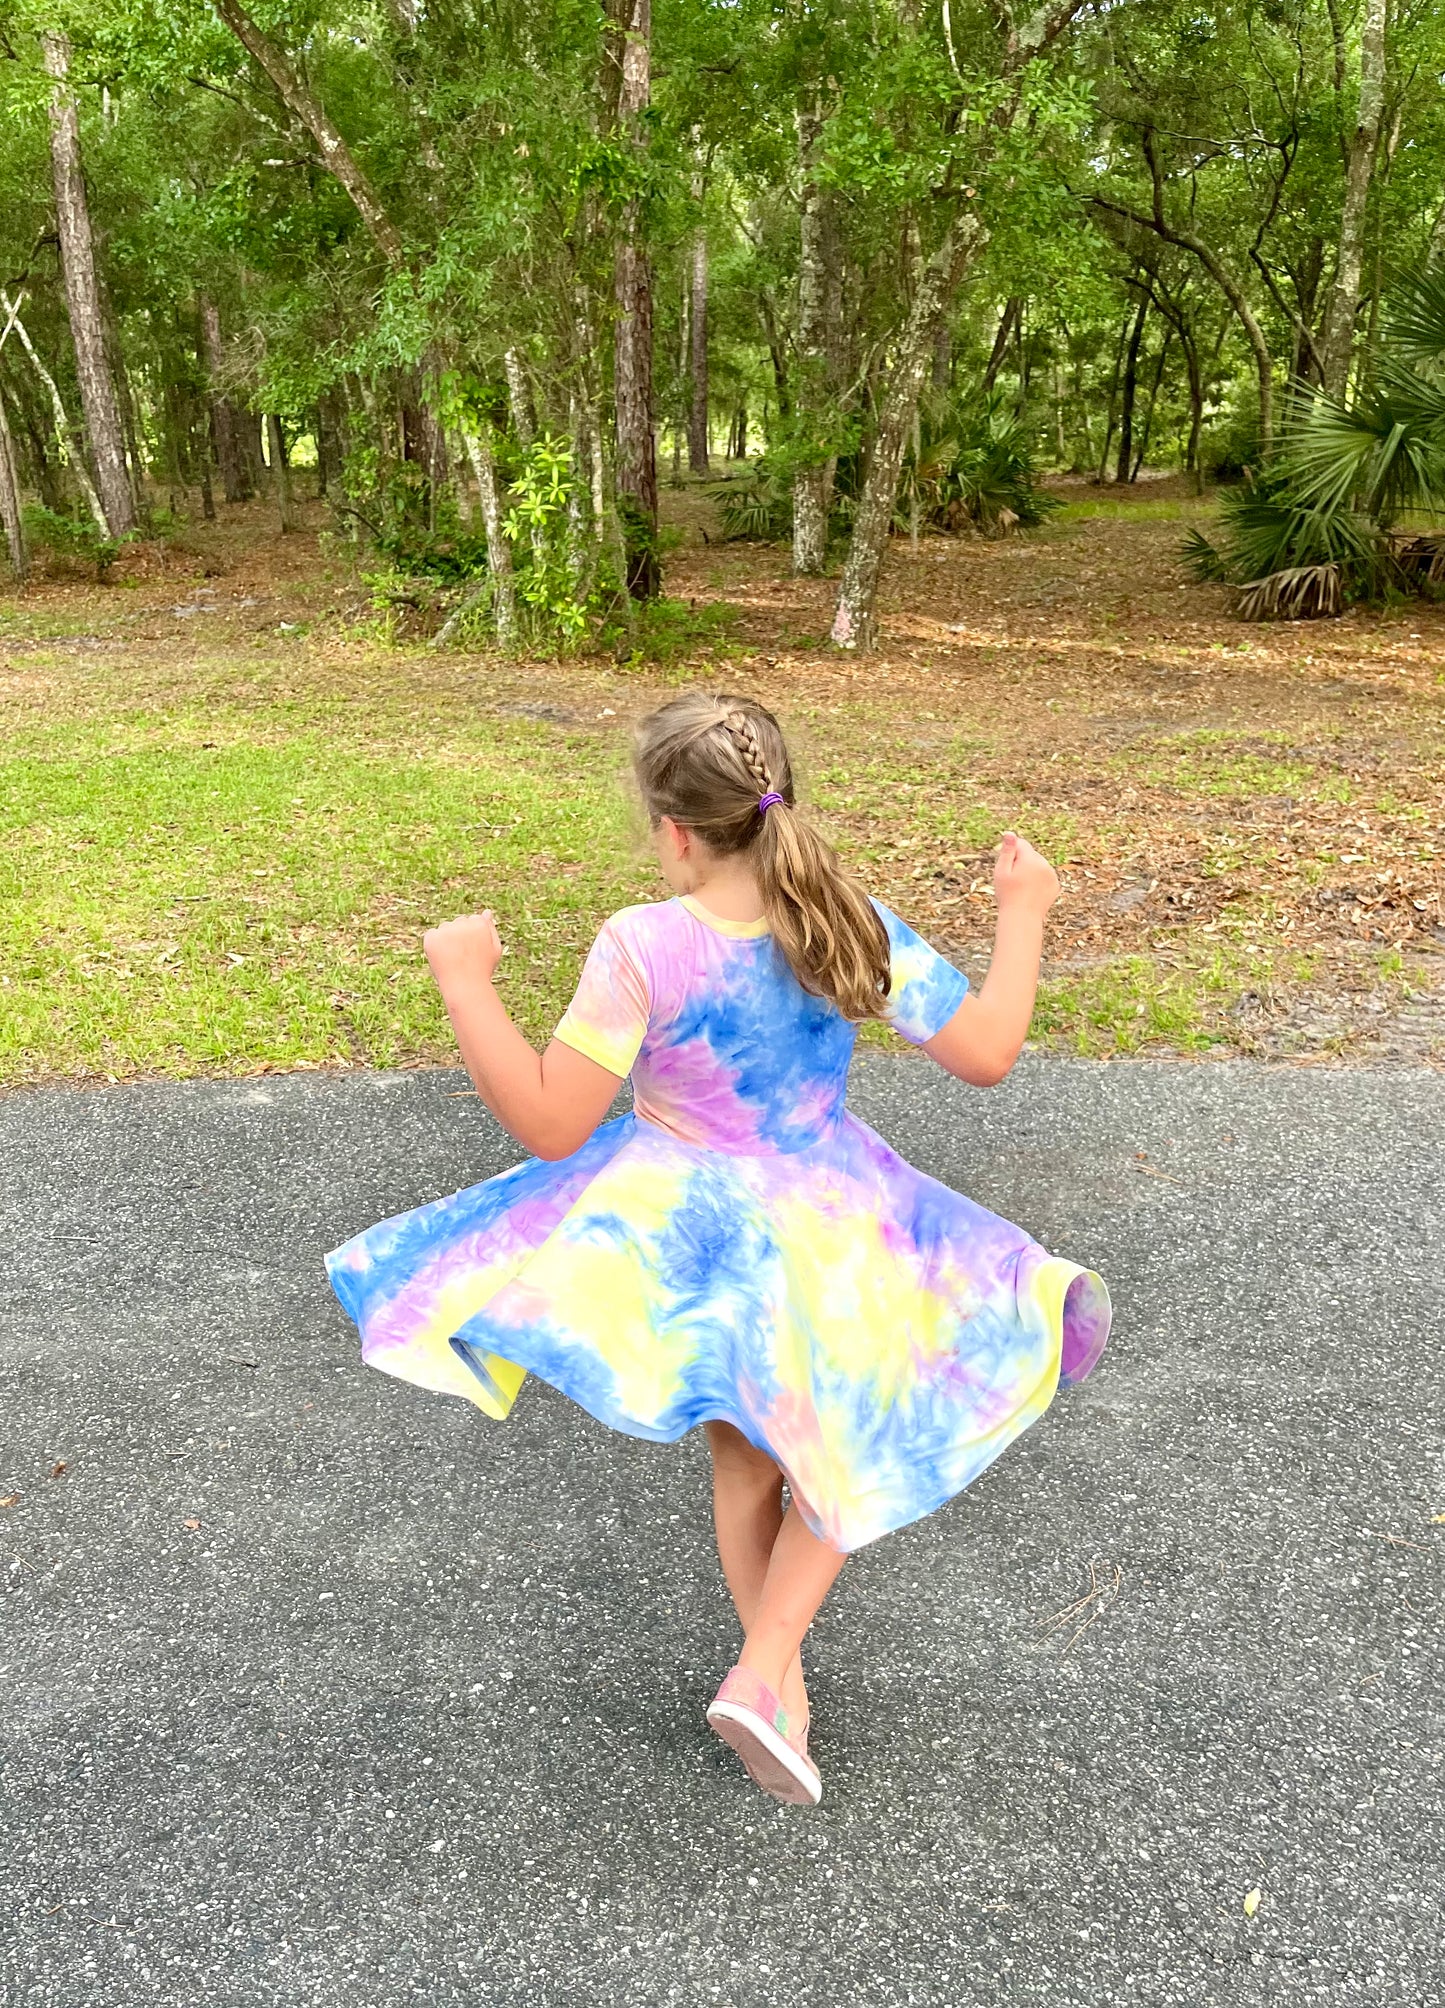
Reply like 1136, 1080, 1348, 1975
706, 1699, 823, 1806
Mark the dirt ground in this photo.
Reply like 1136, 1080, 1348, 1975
4, 471, 1443, 1066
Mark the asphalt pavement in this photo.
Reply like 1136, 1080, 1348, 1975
1, 1055, 1441, 2007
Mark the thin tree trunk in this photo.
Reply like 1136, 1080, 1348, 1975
1097, 308, 1130, 484
688, 220, 709, 473
673, 262, 688, 485
568, 390, 596, 596
909, 409, 922, 553
0, 385, 28, 580
458, 425, 519, 646
1093, 130, 1275, 453
2, 292, 108, 532
1320, 0, 1387, 397
609, 0, 659, 598
792, 99, 832, 575
8, 371, 64, 511
267, 415, 296, 531
314, 401, 331, 497
504, 349, 536, 446
1131, 324, 1171, 481
240, 409, 265, 497
983, 298, 1021, 391
830, 213, 983, 650
41, 33, 134, 536
106, 294, 144, 506
1115, 294, 1147, 485
200, 297, 248, 501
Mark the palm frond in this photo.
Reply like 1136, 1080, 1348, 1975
1287, 376, 1445, 524
710, 468, 791, 542
1387, 263, 1445, 373
1181, 526, 1229, 582
1237, 564, 1342, 621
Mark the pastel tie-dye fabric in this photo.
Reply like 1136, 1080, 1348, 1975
326, 895, 1110, 1552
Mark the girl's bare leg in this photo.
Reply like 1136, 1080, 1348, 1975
735, 1503, 847, 1701
703, 1421, 807, 1720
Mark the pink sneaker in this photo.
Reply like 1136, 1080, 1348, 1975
706, 1666, 822, 1806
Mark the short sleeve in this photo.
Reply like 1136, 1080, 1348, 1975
875, 901, 969, 1045
552, 913, 652, 1078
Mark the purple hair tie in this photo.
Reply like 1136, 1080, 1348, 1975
758, 791, 785, 815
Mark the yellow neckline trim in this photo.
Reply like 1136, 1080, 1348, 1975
679, 894, 771, 939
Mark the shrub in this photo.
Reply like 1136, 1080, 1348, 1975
23, 505, 127, 580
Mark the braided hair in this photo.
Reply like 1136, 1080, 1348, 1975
632, 692, 892, 1023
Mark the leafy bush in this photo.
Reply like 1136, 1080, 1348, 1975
23, 505, 128, 580
935, 392, 1059, 535
903, 390, 1058, 537
710, 463, 792, 542
1184, 262, 1445, 619
334, 452, 492, 580
1201, 401, 1265, 484
1181, 472, 1394, 616
505, 434, 599, 644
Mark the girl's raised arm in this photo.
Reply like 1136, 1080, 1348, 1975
923, 834, 1060, 1089
424, 912, 625, 1160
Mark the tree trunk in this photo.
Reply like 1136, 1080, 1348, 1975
1320, 0, 1387, 398
9, 373, 64, 511
459, 425, 519, 646
1094, 132, 1275, 453
792, 100, 833, 575
1131, 325, 1171, 481
982, 298, 1021, 391
314, 401, 331, 497
688, 222, 709, 473
239, 408, 266, 497
199, 298, 249, 502
830, 214, 983, 650
41, 33, 134, 537
212, 0, 406, 266
1184, 336, 1204, 490
0, 385, 28, 581
609, 0, 658, 598
1115, 294, 1147, 485
2, 292, 109, 532
932, 318, 952, 393
504, 349, 536, 446
1096, 308, 1130, 484
268, 415, 296, 532
1292, 237, 1326, 385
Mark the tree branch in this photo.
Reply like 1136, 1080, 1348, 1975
210, 0, 405, 266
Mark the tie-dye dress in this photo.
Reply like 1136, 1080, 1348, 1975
326, 895, 1110, 1552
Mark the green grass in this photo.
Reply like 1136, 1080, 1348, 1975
0, 713, 647, 1084
1050, 495, 1214, 525
1032, 954, 1237, 1057
1114, 727, 1357, 804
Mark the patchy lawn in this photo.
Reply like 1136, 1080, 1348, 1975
1, 475, 1442, 1087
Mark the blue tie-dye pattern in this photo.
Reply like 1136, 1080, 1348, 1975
660, 948, 854, 1152
325, 894, 1110, 1551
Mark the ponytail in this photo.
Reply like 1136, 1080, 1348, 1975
632, 693, 892, 1024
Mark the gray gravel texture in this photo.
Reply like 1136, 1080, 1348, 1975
1, 1056, 1441, 2008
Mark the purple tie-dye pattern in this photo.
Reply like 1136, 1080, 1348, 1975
325, 895, 1111, 1552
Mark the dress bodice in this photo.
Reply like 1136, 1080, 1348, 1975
554, 895, 969, 1155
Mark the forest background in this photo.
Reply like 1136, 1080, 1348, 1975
0, 0, 1442, 1084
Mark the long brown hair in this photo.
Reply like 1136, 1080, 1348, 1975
632, 692, 891, 1023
